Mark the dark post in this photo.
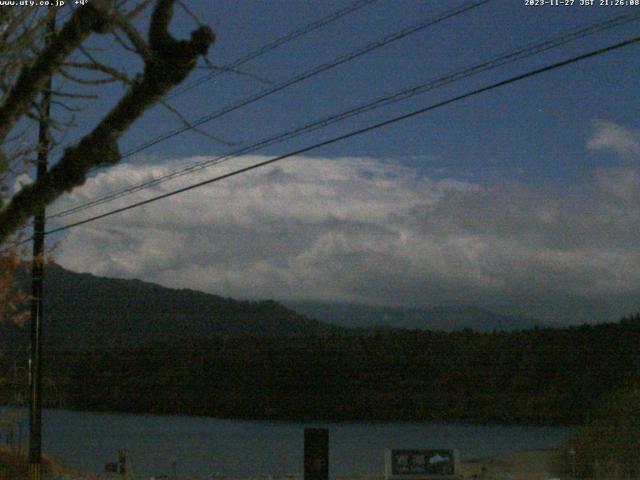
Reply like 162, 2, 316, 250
28, 12, 55, 480
118, 449, 127, 475
304, 428, 329, 480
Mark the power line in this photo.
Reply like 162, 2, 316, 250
47, 0, 492, 219
42, 33, 640, 238
60, 0, 382, 159
48, 10, 640, 221
119, 0, 492, 159
1, 0, 492, 250
167, 0, 382, 99
0, 0, 380, 238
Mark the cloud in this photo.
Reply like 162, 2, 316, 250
587, 120, 640, 159
11, 173, 32, 195
50, 153, 640, 324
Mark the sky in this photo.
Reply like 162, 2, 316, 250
25, 0, 640, 325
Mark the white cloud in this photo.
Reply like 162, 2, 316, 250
50, 153, 640, 324
11, 173, 32, 195
587, 120, 640, 159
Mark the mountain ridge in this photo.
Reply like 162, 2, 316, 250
3, 264, 341, 350
2, 264, 551, 352
283, 300, 551, 332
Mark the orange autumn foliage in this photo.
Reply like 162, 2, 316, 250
0, 240, 30, 326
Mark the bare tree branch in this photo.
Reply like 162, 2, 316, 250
50, 90, 98, 99
198, 59, 273, 86
159, 98, 236, 146
50, 100, 84, 113
0, 0, 215, 242
0, 0, 113, 142
110, 29, 139, 55
59, 67, 119, 86
177, 0, 201, 27
65, 59, 133, 85
125, 0, 154, 18
107, 9, 152, 60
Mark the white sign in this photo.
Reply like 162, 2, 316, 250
384, 449, 462, 480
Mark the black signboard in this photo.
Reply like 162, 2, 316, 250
391, 450, 455, 476
304, 428, 329, 480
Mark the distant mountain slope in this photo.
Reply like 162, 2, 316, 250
4, 264, 341, 350
283, 301, 549, 332
0, 265, 549, 354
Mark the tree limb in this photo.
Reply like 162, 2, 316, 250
0, 0, 214, 243
0, 0, 112, 143
159, 98, 236, 146
106, 8, 152, 61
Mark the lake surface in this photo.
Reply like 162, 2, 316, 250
1, 408, 571, 477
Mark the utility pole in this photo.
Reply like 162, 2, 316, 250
28, 11, 55, 480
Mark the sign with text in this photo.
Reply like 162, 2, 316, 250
385, 449, 461, 480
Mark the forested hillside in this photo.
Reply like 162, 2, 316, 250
3, 265, 340, 350
2, 314, 639, 425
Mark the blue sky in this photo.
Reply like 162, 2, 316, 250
33, 0, 640, 325
111, 0, 640, 182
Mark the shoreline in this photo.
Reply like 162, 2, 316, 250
460, 448, 563, 479
39, 448, 565, 480
0, 403, 580, 428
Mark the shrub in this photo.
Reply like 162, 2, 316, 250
564, 389, 640, 478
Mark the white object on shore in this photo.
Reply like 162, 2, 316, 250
384, 449, 462, 480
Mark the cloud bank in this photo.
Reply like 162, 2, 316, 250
51, 122, 640, 324
587, 120, 640, 160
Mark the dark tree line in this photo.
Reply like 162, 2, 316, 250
2, 315, 640, 425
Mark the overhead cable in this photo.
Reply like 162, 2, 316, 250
42, 33, 640, 237
48, 10, 640, 220
120, 0, 493, 159
1, 0, 492, 245
168, 0, 382, 99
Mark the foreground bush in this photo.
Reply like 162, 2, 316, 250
564, 389, 640, 478
0, 446, 64, 480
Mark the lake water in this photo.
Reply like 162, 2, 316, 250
1, 408, 571, 478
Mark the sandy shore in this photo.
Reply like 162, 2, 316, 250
7, 447, 564, 480
459, 448, 563, 479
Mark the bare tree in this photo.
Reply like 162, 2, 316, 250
0, 0, 215, 244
